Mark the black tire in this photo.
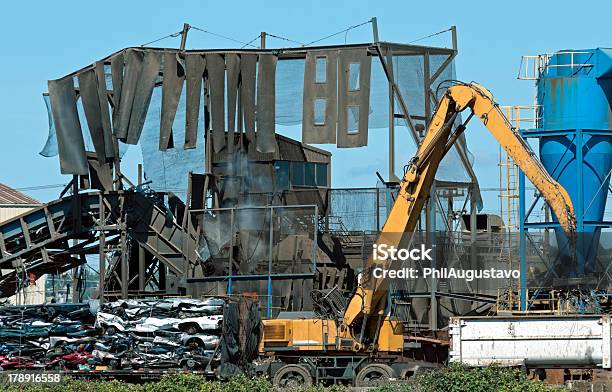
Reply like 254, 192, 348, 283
273, 364, 313, 389
105, 326, 117, 336
182, 324, 200, 335
355, 363, 396, 387
184, 359, 197, 370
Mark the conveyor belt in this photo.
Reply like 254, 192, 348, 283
0, 190, 198, 298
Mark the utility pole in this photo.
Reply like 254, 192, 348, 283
371, 17, 379, 43
179, 23, 191, 51
260, 32, 266, 49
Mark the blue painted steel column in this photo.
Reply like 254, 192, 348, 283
576, 130, 585, 275
518, 132, 527, 310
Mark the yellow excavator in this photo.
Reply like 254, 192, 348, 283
258, 82, 577, 387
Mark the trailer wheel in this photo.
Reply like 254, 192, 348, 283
273, 364, 313, 388
355, 363, 396, 387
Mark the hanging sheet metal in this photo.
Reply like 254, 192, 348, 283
48, 77, 88, 175
206, 53, 226, 153
126, 50, 161, 145
110, 52, 124, 132
240, 54, 257, 143
256, 54, 277, 153
115, 49, 143, 140
337, 49, 371, 148
88, 156, 114, 191
77, 68, 108, 163
226, 54, 240, 153
302, 50, 338, 144
94, 61, 115, 159
160, 51, 184, 150
185, 54, 206, 149
40, 94, 58, 157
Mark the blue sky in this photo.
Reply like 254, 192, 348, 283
0, 0, 611, 215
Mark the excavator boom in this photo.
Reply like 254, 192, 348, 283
343, 82, 576, 333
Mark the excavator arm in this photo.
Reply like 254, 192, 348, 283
343, 82, 576, 337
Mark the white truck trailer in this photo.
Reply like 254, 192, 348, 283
449, 315, 612, 369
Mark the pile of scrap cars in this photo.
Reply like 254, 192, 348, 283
0, 296, 261, 376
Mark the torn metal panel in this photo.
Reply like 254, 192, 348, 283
77, 68, 108, 163
87, 154, 113, 190
115, 49, 143, 140
256, 54, 277, 153
126, 50, 161, 145
189, 173, 206, 210
185, 53, 206, 149
110, 52, 124, 129
94, 61, 115, 159
160, 50, 184, 151
337, 49, 371, 148
48, 77, 89, 175
206, 53, 226, 153
225, 54, 240, 153
302, 50, 338, 144
240, 54, 257, 143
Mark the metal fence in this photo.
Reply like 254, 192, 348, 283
188, 204, 318, 317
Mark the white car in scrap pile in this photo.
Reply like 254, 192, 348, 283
95, 313, 223, 335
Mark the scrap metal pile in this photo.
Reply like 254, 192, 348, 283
0, 298, 234, 372
93, 297, 225, 370
0, 303, 96, 370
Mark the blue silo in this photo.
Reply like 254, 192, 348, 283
536, 48, 612, 276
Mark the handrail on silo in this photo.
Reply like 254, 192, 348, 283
518, 51, 594, 80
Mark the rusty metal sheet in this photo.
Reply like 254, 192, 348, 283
185, 53, 206, 149
337, 49, 371, 148
160, 50, 184, 151
206, 53, 226, 153
77, 68, 108, 163
87, 156, 113, 191
256, 54, 277, 153
126, 50, 161, 145
110, 52, 124, 132
302, 275, 313, 310
221, 177, 240, 202
115, 49, 143, 140
302, 50, 338, 144
48, 77, 88, 175
189, 173, 205, 210
226, 54, 240, 153
292, 280, 303, 310
240, 54, 257, 143
94, 61, 115, 159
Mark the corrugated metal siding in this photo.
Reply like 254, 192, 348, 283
0, 206, 35, 223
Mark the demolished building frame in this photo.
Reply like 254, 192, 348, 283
0, 26, 491, 331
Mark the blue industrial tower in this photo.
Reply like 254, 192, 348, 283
519, 49, 612, 310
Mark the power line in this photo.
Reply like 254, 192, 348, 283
303, 19, 373, 47
190, 26, 259, 48
13, 184, 67, 191
140, 30, 183, 47
408, 27, 452, 44
241, 34, 261, 49
265, 32, 305, 46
